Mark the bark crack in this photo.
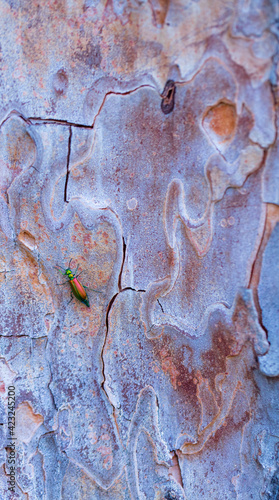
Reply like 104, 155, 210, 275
101, 286, 146, 411
100, 291, 119, 414
28, 84, 157, 130
64, 126, 72, 203
100, 229, 146, 413
27, 117, 92, 128
118, 236, 126, 291
157, 299, 164, 313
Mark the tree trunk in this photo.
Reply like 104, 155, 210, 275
0, 1, 278, 498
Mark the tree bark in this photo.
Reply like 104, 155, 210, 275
0, 1, 278, 498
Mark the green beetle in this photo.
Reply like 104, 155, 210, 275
55, 259, 91, 307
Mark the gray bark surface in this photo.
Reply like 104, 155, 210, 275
0, 1, 278, 498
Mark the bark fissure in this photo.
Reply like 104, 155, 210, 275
29, 85, 158, 130
118, 236, 126, 291
64, 126, 72, 203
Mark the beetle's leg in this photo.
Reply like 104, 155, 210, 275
75, 270, 85, 279
84, 286, 103, 294
56, 281, 69, 286
67, 293, 74, 306
54, 266, 65, 275
73, 264, 79, 276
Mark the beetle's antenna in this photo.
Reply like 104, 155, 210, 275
54, 266, 65, 275
68, 258, 72, 269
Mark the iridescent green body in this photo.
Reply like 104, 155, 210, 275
66, 269, 90, 307
55, 261, 90, 307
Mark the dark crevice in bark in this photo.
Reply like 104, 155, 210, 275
91, 85, 155, 125
155, 392, 160, 410
121, 286, 146, 293
118, 236, 126, 291
101, 285, 146, 408
29, 117, 93, 128
0, 109, 32, 128
105, 292, 120, 333
28, 84, 157, 129
157, 299, 164, 313
64, 126, 72, 203
100, 288, 120, 411
100, 313, 117, 419
1, 82, 182, 137
100, 231, 146, 410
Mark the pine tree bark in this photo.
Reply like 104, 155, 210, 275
0, 1, 278, 498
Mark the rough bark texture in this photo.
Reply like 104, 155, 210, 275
0, 0, 279, 498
